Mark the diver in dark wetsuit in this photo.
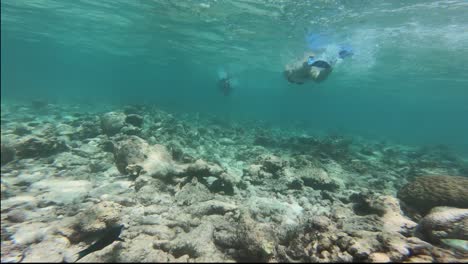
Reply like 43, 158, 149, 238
218, 76, 232, 96
284, 47, 353, 84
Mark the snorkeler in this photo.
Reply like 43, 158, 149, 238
217, 67, 237, 96
284, 45, 353, 85
218, 76, 232, 96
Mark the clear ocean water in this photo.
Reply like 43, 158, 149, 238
2, 0, 468, 153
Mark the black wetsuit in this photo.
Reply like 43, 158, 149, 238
306, 60, 331, 69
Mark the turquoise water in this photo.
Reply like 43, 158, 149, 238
2, 0, 468, 154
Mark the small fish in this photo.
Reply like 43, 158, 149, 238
74, 224, 125, 262
441, 238, 468, 253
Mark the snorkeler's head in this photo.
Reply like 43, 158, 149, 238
339, 46, 353, 59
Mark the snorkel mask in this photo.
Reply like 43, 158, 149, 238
307, 56, 316, 66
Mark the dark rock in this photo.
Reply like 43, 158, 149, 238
6, 210, 27, 223
360, 146, 374, 156
317, 136, 352, 161
123, 105, 144, 115
259, 154, 286, 174
302, 175, 339, 191
350, 192, 386, 217
121, 125, 141, 136
114, 136, 149, 174
231, 213, 276, 262
89, 160, 111, 173
213, 222, 239, 249
208, 173, 235, 195
113, 135, 173, 178
1, 143, 15, 166
15, 136, 67, 159
185, 159, 224, 178
31, 99, 48, 110
13, 125, 31, 136
125, 114, 143, 127
166, 141, 185, 162
76, 121, 101, 139
287, 178, 303, 190
100, 140, 115, 153
174, 180, 213, 206
254, 135, 277, 147
20, 116, 35, 122
243, 164, 273, 184
397, 175, 468, 215
299, 168, 340, 191
288, 136, 320, 150
100, 112, 126, 136
27, 122, 40, 127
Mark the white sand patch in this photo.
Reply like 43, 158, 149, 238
2, 195, 37, 211
11, 222, 50, 245
89, 180, 132, 198
29, 179, 92, 205
15, 170, 48, 185
248, 196, 303, 225
23, 236, 70, 262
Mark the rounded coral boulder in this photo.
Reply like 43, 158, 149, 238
397, 176, 468, 215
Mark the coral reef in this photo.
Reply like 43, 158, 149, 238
1, 101, 467, 263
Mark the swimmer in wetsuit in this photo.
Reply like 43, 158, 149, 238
284, 45, 353, 85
